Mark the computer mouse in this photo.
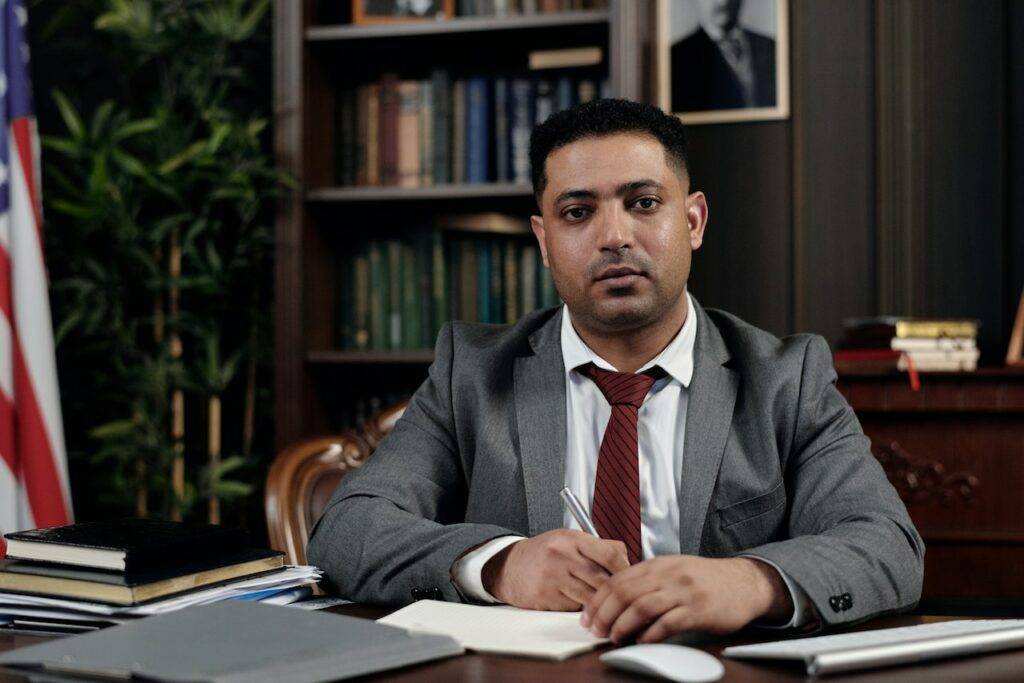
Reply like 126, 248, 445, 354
600, 643, 725, 682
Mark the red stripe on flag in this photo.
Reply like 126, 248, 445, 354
0, 389, 16, 474
11, 329, 70, 527
11, 119, 43, 242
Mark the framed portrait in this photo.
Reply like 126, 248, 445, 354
657, 0, 789, 125
352, 0, 455, 25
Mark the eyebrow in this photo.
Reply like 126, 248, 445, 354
553, 179, 664, 206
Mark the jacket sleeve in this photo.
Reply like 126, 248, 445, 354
740, 335, 925, 626
305, 322, 516, 606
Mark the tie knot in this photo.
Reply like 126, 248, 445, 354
579, 363, 663, 408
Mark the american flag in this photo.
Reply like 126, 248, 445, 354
0, 0, 73, 554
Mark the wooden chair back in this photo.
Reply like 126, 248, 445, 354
264, 400, 409, 565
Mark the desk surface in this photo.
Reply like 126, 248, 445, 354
2, 608, 1023, 682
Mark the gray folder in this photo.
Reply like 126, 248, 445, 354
0, 601, 463, 682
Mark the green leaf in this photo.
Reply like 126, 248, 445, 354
158, 141, 206, 175
89, 419, 136, 440
235, 0, 270, 42
51, 89, 85, 141
112, 118, 160, 141
110, 148, 151, 178
214, 480, 254, 498
90, 101, 116, 141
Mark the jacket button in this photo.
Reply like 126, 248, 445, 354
411, 587, 443, 602
829, 596, 842, 613
841, 593, 853, 611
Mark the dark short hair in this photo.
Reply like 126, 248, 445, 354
529, 98, 690, 202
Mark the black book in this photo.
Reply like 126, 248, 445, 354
3, 518, 250, 572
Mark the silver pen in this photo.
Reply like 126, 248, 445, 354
560, 487, 600, 537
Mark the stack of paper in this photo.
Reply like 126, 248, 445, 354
378, 599, 607, 661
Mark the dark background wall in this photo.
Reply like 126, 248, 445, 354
674, 0, 1023, 365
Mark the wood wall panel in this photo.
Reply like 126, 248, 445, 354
685, 122, 792, 337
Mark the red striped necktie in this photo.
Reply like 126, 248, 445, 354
579, 362, 665, 565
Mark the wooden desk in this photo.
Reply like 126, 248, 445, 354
837, 368, 1024, 605
2, 608, 1023, 682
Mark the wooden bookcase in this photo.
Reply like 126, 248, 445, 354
273, 1, 651, 448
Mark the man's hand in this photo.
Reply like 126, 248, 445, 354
481, 529, 630, 611
582, 556, 793, 643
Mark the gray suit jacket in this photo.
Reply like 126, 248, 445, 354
307, 298, 924, 626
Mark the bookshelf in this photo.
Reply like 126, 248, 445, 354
274, 0, 650, 448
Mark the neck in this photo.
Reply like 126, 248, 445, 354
572, 293, 690, 374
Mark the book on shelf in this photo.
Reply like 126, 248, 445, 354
454, 0, 607, 17
338, 228, 560, 352
337, 70, 609, 188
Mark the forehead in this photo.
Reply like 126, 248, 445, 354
544, 133, 673, 191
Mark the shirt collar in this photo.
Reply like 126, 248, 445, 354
560, 291, 697, 387
702, 22, 745, 46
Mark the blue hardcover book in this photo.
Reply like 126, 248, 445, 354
534, 78, 554, 125
476, 239, 491, 323
493, 77, 509, 183
509, 78, 533, 185
555, 75, 574, 113
430, 69, 450, 185
465, 78, 490, 184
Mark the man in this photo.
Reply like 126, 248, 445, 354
308, 99, 923, 643
671, 0, 776, 112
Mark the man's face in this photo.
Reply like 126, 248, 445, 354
698, 0, 742, 33
530, 133, 707, 334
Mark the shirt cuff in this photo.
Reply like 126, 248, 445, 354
451, 535, 524, 603
740, 555, 818, 629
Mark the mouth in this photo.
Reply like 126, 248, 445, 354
594, 266, 645, 286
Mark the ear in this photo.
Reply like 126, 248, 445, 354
685, 191, 709, 251
530, 214, 550, 267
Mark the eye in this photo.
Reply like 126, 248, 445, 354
563, 206, 590, 221
632, 196, 659, 211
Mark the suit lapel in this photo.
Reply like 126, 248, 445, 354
514, 308, 568, 536
678, 299, 738, 555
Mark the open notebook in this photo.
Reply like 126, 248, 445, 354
378, 599, 608, 661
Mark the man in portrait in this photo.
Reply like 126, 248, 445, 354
671, 0, 777, 112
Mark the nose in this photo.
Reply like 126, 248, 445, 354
594, 203, 635, 253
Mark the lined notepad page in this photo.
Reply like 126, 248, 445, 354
378, 600, 608, 661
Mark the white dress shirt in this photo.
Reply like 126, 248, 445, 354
452, 292, 812, 628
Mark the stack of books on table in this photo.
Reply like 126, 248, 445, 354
0, 519, 321, 635
835, 317, 981, 374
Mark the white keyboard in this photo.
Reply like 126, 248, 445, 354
723, 619, 1024, 676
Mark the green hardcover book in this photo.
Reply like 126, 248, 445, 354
452, 80, 466, 184
430, 69, 451, 185
337, 251, 354, 348
447, 235, 460, 321
420, 80, 434, 187
504, 239, 518, 323
387, 240, 402, 349
432, 230, 448, 336
368, 241, 386, 350
540, 261, 558, 308
353, 246, 370, 350
490, 240, 503, 323
460, 239, 478, 321
477, 239, 491, 323
521, 244, 537, 313
414, 231, 433, 348
402, 241, 418, 350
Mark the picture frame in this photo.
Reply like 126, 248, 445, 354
352, 0, 455, 25
657, 0, 790, 125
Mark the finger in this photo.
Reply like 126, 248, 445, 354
608, 590, 673, 644
576, 536, 630, 574
589, 579, 653, 638
569, 553, 614, 590
558, 575, 597, 608
638, 606, 693, 643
